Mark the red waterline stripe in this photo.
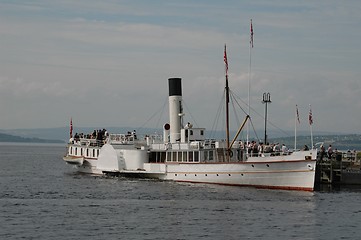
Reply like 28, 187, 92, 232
175, 180, 314, 192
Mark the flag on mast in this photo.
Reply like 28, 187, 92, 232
296, 105, 300, 124
224, 44, 228, 76
250, 19, 254, 48
309, 105, 313, 125
70, 118, 73, 138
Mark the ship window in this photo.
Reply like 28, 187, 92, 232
149, 152, 155, 163
178, 152, 182, 162
97, 149, 99, 157
209, 151, 214, 160
182, 151, 187, 162
200, 130, 204, 135
190, 130, 193, 136
93, 149, 95, 157
194, 151, 199, 162
167, 152, 171, 162
189, 151, 193, 162
75, 148, 78, 155
87, 149, 89, 157
172, 152, 177, 162
160, 152, 166, 162
81, 148, 83, 156
70, 147, 73, 155
204, 151, 208, 161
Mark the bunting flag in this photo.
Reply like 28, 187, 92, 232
296, 105, 300, 124
70, 118, 73, 138
309, 105, 313, 125
224, 44, 228, 76
250, 19, 254, 48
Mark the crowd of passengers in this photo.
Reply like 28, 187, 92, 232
72, 129, 138, 144
238, 140, 310, 156
73, 129, 108, 143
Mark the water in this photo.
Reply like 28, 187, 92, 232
1, 144, 361, 240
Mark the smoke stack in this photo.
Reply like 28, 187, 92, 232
168, 78, 183, 143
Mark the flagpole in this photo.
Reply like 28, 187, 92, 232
294, 106, 297, 150
309, 104, 314, 149
247, 19, 253, 155
310, 124, 314, 149
70, 117, 73, 139
224, 44, 230, 159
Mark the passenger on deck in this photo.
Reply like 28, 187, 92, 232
273, 143, 280, 155
132, 130, 137, 140
327, 145, 333, 159
281, 144, 288, 155
185, 122, 192, 129
258, 142, 264, 155
74, 133, 80, 142
319, 145, 326, 161
251, 141, 259, 156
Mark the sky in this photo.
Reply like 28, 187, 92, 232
1, 0, 361, 136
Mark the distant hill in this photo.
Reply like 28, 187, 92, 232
0, 126, 348, 142
0, 127, 156, 142
0, 133, 64, 143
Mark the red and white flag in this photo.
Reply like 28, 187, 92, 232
296, 105, 300, 124
70, 118, 73, 138
250, 19, 254, 48
308, 105, 313, 125
224, 44, 228, 76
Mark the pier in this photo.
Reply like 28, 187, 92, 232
316, 151, 361, 186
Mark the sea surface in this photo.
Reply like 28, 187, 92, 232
1, 143, 361, 240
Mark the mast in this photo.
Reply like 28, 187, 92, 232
224, 45, 230, 155
247, 19, 254, 153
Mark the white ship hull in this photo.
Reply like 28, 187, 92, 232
76, 159, 103, 175
165, 160, 315, 191
139, 150, 317, 191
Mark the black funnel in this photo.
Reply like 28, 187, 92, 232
168, 78, 182, 96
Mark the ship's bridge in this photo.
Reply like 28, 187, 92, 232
180, 128, 205, 143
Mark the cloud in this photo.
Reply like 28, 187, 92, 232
0, 1, 361, 134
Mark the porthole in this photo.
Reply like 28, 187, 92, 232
266, 164, 270, 167
251, 164, 254, 167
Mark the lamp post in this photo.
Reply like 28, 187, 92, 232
262, 93, 271, 145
